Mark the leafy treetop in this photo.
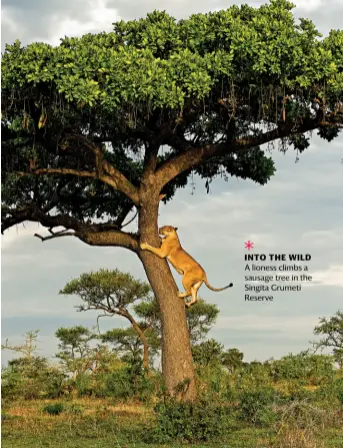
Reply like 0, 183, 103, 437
1, 0, 342, 242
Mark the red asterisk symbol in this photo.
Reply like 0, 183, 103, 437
245, 240, 254, 250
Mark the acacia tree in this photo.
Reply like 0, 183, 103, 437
55, 326, 97, 378
1, 1, 343, 400
2, 330, 39, 361
60, 269, 154, 372
312, 310, 343, 369
135, 296, 219, 344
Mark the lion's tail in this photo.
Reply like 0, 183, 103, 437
204, 277, 233, 292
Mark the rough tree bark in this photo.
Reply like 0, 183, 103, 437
138, 185, 197, 401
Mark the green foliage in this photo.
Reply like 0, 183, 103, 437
269, 351, 335, 384
8, 1, 343, 232
43, 403, 64, 416
2, 356, 66, 400
238, 387, 278, 427
312, 310, 343, 368
192, 338, 244, 371
335, 378, 343, 405
185, 300, 219, 343
103, 367, 156, 401
60, 269, 152, 312
192, 339, 225, 366
1, 330, 39, 359
74, 373, 93, 397
55, 326, 97, 377
222, 348, 244, 373
149, 399, 232, 443
134, 297, 219, 346
101, 326, 160, 368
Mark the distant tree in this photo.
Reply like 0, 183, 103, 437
192, 339, 225, 366
2, 330, 66, 400
312, 310, 343, 369
55, 326, 97, 378
101, 326, 160, 376
192, 339, 244, 370
60, 269, 154, 373
2, 329, 40, 360
134, 296, 219, 344
222, 348, 244, 373
2, 1, 342, 399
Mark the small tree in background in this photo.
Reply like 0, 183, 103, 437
2, 329, 39, 360
55, 326, 97, 378
222, 348, 244, 373
60, 269, 154, 373
2, 330, 66, 400
134, 297, 219, 344
101, 327, 160, 376
312, 310, 343, 369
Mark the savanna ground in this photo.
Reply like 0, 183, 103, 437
2, 315, 343, 447
2, 375, 343, 448
2, 397, 342, 448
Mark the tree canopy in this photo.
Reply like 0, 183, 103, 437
2, 0, 342, 239
312, 310, 343, 368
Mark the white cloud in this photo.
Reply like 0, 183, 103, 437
1, 222, 42, 251
216, 314, 319, 335
301, 228, 343, 247
294, 0, 323, 12
303, 265, 343, 288
30, 0, 120, 46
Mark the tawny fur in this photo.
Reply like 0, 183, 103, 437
140, 225, 233, 307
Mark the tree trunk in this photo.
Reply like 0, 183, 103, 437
138, 193, 197, 401
126, 313, 150, 375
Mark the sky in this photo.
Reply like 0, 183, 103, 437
1, 0, 343, 366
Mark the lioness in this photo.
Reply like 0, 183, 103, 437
140, 225, 233, 307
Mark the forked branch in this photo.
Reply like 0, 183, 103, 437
155, 114, 340, 190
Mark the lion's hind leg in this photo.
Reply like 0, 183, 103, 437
186, 281, 202, 308
177, 272, 194, 299
178, 272, 203, 307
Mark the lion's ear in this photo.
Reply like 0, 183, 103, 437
174, 227, 178, 231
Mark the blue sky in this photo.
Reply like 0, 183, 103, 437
1, 0, 343, 365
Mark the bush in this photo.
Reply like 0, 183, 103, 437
148, 399, 233, 443
104, 369, 135, 399
43, 403, 64, 415
335, 378, 343, 405
2, 358, 66, 400
238, 387, 278, 426
270, 352, 335, 384
74, 373, 93, 397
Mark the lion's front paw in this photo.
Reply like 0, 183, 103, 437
140, 242, 148, 250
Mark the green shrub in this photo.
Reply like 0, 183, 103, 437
104, 369, 135, 399
74, 373, 93, 397
333, 378, 343, 405
270, 352, 335, 384
238, 386, 278, 426
148, 399, 232, 443
43, 403, 64, 415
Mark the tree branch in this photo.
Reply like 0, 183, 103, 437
34, 228, 76, 242
2, 204, 139, 252
64, 135, 140, 205
78, 229, 139, 252
155, 115, 339, 190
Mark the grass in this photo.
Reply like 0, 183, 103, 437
2, 398, 343, 448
